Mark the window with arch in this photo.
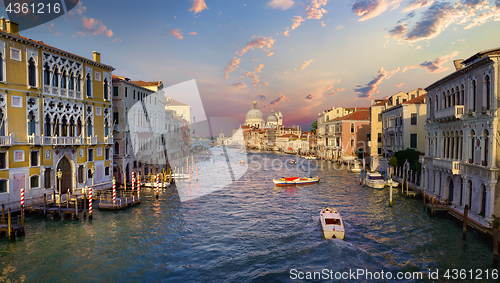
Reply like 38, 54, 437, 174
86, 73, 92, 97
28, 110, 36, 136
483, 130, 489, 166
61, 69, 67, 89
470, 130, 475, 163
76, 73, 81, 92
114, 141, 120, 155
43, 63, 50, 86
44, 114, 51, 136
460, 84, 464, 106
87, 117, 93, 137
472, 80, 477, 112
103, 78, 109, 100
52, 67, 59, 87
77, 117, 82, 136
435, 95, 439, 111
485, 75, 491, 110
350, 123, 354, 133
28, 57, 36, 87
0, 109, 4, 136
104, 118, 109, 137
69, 72, 74, 90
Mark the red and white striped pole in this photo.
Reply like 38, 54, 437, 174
112, 177, 116, 205
20, 188, 25, 215
155, 174, 159, 199
88, 187, 93, 219
137, 173, 141, 200
132, 171, 135, 193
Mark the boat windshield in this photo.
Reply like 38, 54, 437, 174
325, 218, 341, 225
369, 175, 383, 180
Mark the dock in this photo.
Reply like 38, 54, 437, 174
98, 191, 140, 210
0, 207, 25, 237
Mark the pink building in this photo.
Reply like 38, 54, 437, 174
325, 109, 370, 161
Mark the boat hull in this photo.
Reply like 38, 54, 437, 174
273, 177, 319, 186
323, 230, 345, 240
366, 181, 385, 190
274, 180, 319, 186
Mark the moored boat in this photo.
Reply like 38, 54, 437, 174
273, 176, 319, 186
238, 160, 246, 165
349, 160, 362, 173
320, 208, 345, 239
290, 159, 297, 164
385, 180, 399, 187
364, 172, 385, 189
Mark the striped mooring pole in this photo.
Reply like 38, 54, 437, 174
113, 177, 116, 205
137, 173, 141, 200
20, 187, 25, 215
89, 187, 93, 219
155, 174, 159, 199
132, 171, 135, 193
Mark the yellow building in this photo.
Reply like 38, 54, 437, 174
0, 20, 114, 209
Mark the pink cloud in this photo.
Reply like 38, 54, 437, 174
354, 67, 400, 99
265, 93, 289, 107
395, 83, 404, 87
268, 0, 295, 10
325, 85, 333, 90
48, 23, 61, 36
232, 82, 246, 88
283, 15, 306, 36
224, 57, 241, 79
301, 59, 314, 70
306, 0, 329, 19
237, 36, 276, 56
403, 51, 459, 73
352, 0, 401, 22
245, 64, 264, 86
336, 88, 346, 91
402, 0, 434, 12
106, 30, 113, 37
261, 82, 270, 86
112, 37, 122, 43
82, 16, 111, 36
170, 29, 184, 39
305, 94, 313, 99
190, 0, 208, 14
189, 32, 198, 35
268, 52, 275, 57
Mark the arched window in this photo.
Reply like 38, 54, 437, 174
61, 116, 68, 137
76, 73, 81, 92
459, 178, 463, 206
28, 111, 36, 135
485, 75, 491, 110
114, 141, 120, 155
480, 184, 487, 216
44, 114, 51, 136
28, 57, 36, 87
483, 130, 489, 166
472, 80, 477, 112
470, 130, 475, 164
61, 70, 67, 89
0, 109, 5, 136
103, 78, 109, 100
77, 117, 82, 137
435, 94, 439, 111
68, 72, 74, 90
350, 123, 354, 133
86, 73, 92, 97
460, 84, 464, 106
52, 67, 59, 87
44, 63, 50, 86
104, 118, 109, 137
451, 88, 455, 106
87, 117, 93, 137
69, 117, 75, 137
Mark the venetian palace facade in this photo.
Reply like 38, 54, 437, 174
423, 48, 500, 227
0, 20, 114, 208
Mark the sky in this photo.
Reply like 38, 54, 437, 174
3, 0, 500, 132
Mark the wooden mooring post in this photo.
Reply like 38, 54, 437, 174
43, 193, 47, 216
7, 208, 11, 238
1, 204, 4, 225
493, 222, 499, 264
423, 193, 426, 212
431, 197, 435, 215
463, 205, 469, 240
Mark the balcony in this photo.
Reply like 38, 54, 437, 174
434, 158, 460, 174
434, 105, 464, 122
43, 85, 50, 94
87, 136, 97, 145
52, 87, 59, 96
53, 137, 83, 146
0, 133, 13, 146
104, 136, 113, 144
28, 134, 43, 145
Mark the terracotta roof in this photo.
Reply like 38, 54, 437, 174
130, 80, 162, 87
165, 98, 189, 106
374, 99, 388, 106
331, 109, 370, 121
462, 47, 500, 65
279, 134, 299, 139
403, 93, 427, 104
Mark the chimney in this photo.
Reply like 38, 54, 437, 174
5, 20, 19, 35
93, 51, 101, 63
371, 99, 374, 106
453, 59, 464, 71
0, 17, 5, 31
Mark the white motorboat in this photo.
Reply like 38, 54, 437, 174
144, 182, 170, 188
172, 173, 190, 180
364, 172, 385, 190
385, 180, 399, 187
290, 159, 297, 164
320, 208, 345, 239
349, 160, 362, 173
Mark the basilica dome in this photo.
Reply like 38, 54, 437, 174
245, 101, 265, 127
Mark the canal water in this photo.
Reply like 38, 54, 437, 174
0, 150, 497, 282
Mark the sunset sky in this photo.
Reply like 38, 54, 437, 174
5, 0, 500, 130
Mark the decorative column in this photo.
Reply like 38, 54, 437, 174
485, 182, 496, 222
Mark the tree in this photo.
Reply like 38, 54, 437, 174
311, 121, 317, 134
389, 156, 398, 167
393, 148, 421, 172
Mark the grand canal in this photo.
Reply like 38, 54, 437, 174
0, 150, 497, 282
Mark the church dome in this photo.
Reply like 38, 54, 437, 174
267, 110, 278, 123
245, 101, 264, 122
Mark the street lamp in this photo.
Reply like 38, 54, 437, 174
57, 169, 62, 214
